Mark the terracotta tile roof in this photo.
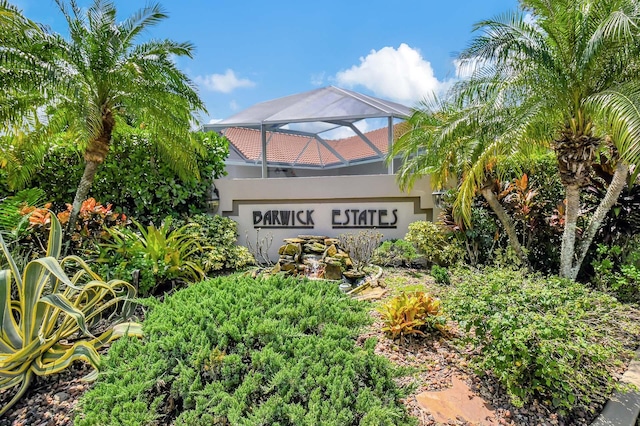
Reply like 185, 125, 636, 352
223, 123, 407, 168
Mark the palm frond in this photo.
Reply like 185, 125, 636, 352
587, 82, 640, 167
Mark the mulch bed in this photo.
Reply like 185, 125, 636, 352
356, 268, 621, 426
0, 362, 92, 426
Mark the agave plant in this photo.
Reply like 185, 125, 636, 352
0, 213, 141, 415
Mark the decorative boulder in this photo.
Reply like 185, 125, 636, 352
324, 263, 343, 280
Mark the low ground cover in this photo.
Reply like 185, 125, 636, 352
74, 274, 415, 425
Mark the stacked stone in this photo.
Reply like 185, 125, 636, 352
272, 235, 354, 280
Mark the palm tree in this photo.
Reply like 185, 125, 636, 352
1, 0, 206, 231
392, 98, 544, 266
412, 0, 640, 280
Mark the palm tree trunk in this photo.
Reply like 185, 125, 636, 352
67, 110, 115, 235
480, 186, 529, 267
559, 184, 580, 279
568, 162, 630, 280
67, 159, 100, 233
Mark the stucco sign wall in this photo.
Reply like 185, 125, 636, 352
214, 175, 436, 261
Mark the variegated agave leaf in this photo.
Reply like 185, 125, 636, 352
0, 213, 142, 416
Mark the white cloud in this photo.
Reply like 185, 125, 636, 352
335, 44, 451, 105
195, 69, 256, 93
229, 100, 240, 111
208, 118, 223, 124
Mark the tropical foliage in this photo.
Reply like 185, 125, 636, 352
0, 0, 206, 230
0, 214, 141, 416
98, 217, 206, 295
394, 0, 640, 279
17, 125, 228, 225
378, 291, 446, 340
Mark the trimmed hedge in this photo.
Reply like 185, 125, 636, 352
75, 275, 415, 425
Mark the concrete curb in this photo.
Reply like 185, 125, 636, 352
591, 350, 640, 426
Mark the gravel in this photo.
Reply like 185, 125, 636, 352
0, 362, 92, 426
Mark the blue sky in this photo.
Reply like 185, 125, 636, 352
17, 0, 519, 124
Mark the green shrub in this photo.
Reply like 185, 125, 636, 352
29, 126, 228, 224
178, 213, 254, 273
372, 239, 418, 267
444, 267, 639, 413
591, 243, 640, 303
75, 275, 415, 425
430, 264, 450, 285
405, 221, 463, 267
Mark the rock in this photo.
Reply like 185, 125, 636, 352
298, 235, 328, 241
411, 255, 429, 269
415, 376, 498, 425
353, 287, 387, 301
272, 234, 358, 282
280, 262, 296, 272
324, 263, 343, 280
53, 392, 70, 402
304, 242, 326, 253
324, 244, 338, 258
282, 243, 302, 256
283, 237, 306, 244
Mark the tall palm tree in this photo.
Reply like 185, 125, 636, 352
416, 0, 640, 280
1, 0, 206, 231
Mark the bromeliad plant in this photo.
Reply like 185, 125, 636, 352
0, 214, 141, 416
100, 216, 206, 295
378, 291, 447, 341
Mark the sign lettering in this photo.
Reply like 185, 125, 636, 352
253, 209, 315, 228
253, 207, 399, 229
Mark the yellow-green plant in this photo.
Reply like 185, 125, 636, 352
0, 213, 141, 415
377, 291, 446, 340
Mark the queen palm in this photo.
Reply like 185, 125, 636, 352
1, 0, 206, 230
399, 0, 640, 280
